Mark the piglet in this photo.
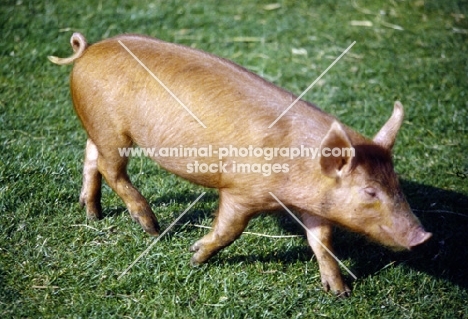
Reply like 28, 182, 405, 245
49, 33, 431, 296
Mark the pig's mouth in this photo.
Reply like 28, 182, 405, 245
379, 225, 432, 251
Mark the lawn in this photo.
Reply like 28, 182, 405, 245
1, 0, 467, 318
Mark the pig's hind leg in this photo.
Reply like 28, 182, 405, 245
190, 191, 253, 265
92, 137, 160, 236
79, 138, 103, 220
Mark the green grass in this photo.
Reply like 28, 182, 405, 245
1, 0, 468, 317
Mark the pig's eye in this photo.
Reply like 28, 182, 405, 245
364, 187, 378, 199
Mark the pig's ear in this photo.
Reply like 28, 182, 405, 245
320, 121, 354, 178
373, 101, 404, 150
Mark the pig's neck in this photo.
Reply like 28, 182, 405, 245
286, 100, 369, 147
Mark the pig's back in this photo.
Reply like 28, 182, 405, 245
71, 34, 338, 151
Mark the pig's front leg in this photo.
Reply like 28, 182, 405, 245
301, 213, 351, 297
190, 191, 253, 265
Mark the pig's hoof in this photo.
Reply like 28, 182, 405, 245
79, 196, 86, 208
189, 242, 201, 253
85, 205, 103, 220
323, 279, 351, 298
190, 250, 214, 266
189, 245, 208, 266
134, 214, 160, 236
190, 255, 202, 267
189, 244, 205, 266
335, 287, 351, 298
141, 222, 160, 237
86, 212, 102, 221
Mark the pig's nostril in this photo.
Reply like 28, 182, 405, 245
409, 229, 432, 248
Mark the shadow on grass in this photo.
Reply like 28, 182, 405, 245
97, 188, 218, 219
153, 188, 218, 208
187, 180, 468, 291
395, 180, 467, 290
94, 178, 468, 291
334, 180, 468, 291
0, 268, 21, 305
327, 180, 467, 291
215, 245, 312, 266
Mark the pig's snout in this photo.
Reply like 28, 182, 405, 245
408, 227, 432, 248
380, 224, 432, 250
